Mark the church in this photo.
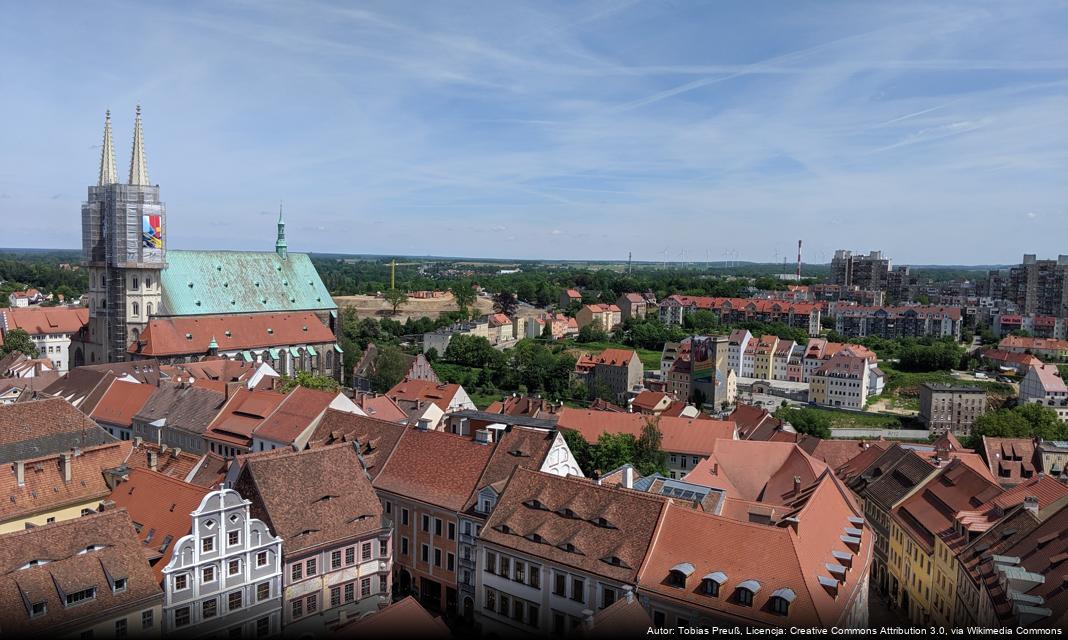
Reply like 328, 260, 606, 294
71, 108, 341, 380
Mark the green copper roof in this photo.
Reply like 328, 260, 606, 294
159, 250, 335, 317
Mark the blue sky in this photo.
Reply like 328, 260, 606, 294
1, 1, 1066, 264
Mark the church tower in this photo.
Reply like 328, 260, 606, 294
76, 107, 166, 365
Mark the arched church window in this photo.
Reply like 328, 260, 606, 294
131, 277, 139, 290
132, 302, 140, 317
146, 302, 153, 316
145, 277, 152, 289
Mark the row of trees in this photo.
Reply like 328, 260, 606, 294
439, 335, 578, 399
0, 251, 89, 307
970, 403, 1068, 446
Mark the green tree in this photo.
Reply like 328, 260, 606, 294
577, 320, 608, 344
277, 371, 340, 393
424, 347, 439, 363
383, 288, 409, 315
493, 291, 519, 316
562, 430, 593, 475
972, 403, 1067, 443
774, 406, 832, 439
444, 334, 500, 369
591, 432, 638, 475
0, 328, 38, 358
635, 421, 668, 476
370, 344, 412, 393
451, 281, 477, 317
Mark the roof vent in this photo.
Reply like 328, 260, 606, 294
216, 265, 222, 271
185, 333, 192, 340
254, 281, 260, 287
187, 281, 193, 288
195, 300, 201, 306
267, 328, 273, 334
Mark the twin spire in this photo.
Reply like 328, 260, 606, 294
97, 106, 149, 187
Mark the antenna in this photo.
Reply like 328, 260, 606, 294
628, 251, 632, 274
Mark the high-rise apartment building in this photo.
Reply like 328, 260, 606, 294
831, 250, 892, 291
1007, 254, 1068, 316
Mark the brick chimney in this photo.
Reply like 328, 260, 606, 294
61, 453, 72, 482
15, 461, 24, 487
148, 450, 158, 471
1024, 495, 1039, 514
793, 475, 802, 494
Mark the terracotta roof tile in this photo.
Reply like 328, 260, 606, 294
386, 379, 465, 412
0, 509, 162, 634
307, 409, 407, 479
0, 397, 115, 463
335, 595, 450, 637
107, 468, 210, 582
130, 312, 334, 357
374, 428, 496, 511
0, 307, 88, 336
89, 380, 156, 428
555, 409, 735, 456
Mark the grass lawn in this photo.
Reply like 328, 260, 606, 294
880, 363, 1014, 398
565, 340, 662, 369
807, 407, 904, 429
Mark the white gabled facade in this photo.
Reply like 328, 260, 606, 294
162, 489, 284, 637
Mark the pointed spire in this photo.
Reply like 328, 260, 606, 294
129, 105, 149, 186
98, 110, 117, 186
275, 201, 288, 260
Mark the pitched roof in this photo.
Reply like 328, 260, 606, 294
123, 440, 203, 482
462, 428, 558, 514
577, 348, 637, 369
631, 390, 672, 412
335, 595, 450, 638
0, 509, 162, 634
386, 379, 464, 412
0, 397, 115, 464
1027, 363, 1068, 393
555, 409, 736, 456
132, 384, 225, 436
981, 437, 1039, 486
861, 448, 936, 511
999, 335, 1068, 352
729, 403, 785, 440
482, 467, 669, 583
352, 392, 409, 423
131, 312, 335, 356
205, 388, 287, 446
585, 593, 650, 638
892, 459, 1003, 553
235, 443, 383, 555
307, 410, 407, 479
664, 295, 819, 316
808, 439, 888, 471
0, 307, 88, 336
1, 441, 132, 523
681, 439, 828, 506
250, 386, 339, 445
88, 380, 156, 428
638, 471, 872, 626
107, 468, 210, 582
374, 428, 496, 511
158, 250, 335, 316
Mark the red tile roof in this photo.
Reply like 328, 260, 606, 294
250, 386, 339, 445
336, 596, 450, 637
638, 470, 872, 626
555, 409, 735, 456
0, 307, 88, 336
205, 387, 287, 447
893, 459, 1003, 553
681, 439, 828, 505
108, 468, 210, 582
353, 392, 408, 423
999, 335, 1068, 352
664, 295, 819, 315
386, 379, 465, 412
576, 348, 638, 371
307, 410, 408, 479
89, 380, 156, 428
981, 437, 1039, 486
374, 428, 496, 511
130, 312, 335, 356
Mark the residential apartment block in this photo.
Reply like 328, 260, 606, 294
658, 295, 821, 337
917, 383, 987, 437
1019, 364, 1068, 422
808, 353, 884, 410
575, 349, 643, 403
830, 250, 892, 291
834, 305, 963, 340
576, 304, 622, 332
0, 307, 89, 372
1006, 254, 1068, 317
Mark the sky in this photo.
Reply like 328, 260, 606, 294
1, 1, 1066, 265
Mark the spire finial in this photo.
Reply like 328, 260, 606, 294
129, 104, 149, 186
97, 110, 117, 186
276, 201, 288, 260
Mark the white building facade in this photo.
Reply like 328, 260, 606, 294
162, 489, 284, 637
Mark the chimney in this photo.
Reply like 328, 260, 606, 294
15, 461, 24, 487
134, 436, 142, 448
622, 466, 635, 490
148, 450, 158, 472
416, 418, 430, 432
711, 462, 719, 476
623, 584, 635, 603
1024, 496, 1039, 514
173, 447, 182, 459
61, 453, 72, 482
593, 469, 602, 485
793, 475, 802, 494
475, 429, 493, 445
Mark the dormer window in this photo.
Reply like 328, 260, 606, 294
525, 533, 546, 544
702, 572, 727, 596
495, 524, 513, 535
558, 542, 582, 555
523, 499, 545, 510
557, 507, 579, 519
64, 587, 96, 607
668, 563, 694, 588
601, 555, 629, 568
590, 516, 615, 529
735, 580, 761, 607
30, 601, 46, 617
113, 577, 128, 593
770, 588, 796, 615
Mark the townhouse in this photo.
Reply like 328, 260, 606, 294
233, 444, 392, 633
575, 304, 622, 332
808, 352, 885, 409
1019, 363, 1068, 421
998, 335, 1068, 361
477, 467, 669, 636
0, 510, 164, 638
0, 306, 89, 372
616, 292, 653, 320
980, 436, 1040, 486
386, 378, 477, 428
89, 379, 157, 441
574, 349, 643, 403
658, 295, 821, 336
351, 342, 439, 392
161, 487, 284, 637
131, 382, 226, 455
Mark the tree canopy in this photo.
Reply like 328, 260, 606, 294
277, 371, 340, 393
971, 403, 1068, 444
0, 329, 38, 358
773, 406, 832, 439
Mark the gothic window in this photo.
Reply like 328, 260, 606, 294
132, 302, 140, 317
146, 302, 153, 316
131, 277, 139, 290
145, 277, 152, 289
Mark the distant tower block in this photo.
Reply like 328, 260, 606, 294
797, 240, 802, 279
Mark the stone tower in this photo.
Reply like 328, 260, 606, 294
76, 107, 166, 365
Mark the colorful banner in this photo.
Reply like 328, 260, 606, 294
691, 337, 717, 382
142, 212, 163, 261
